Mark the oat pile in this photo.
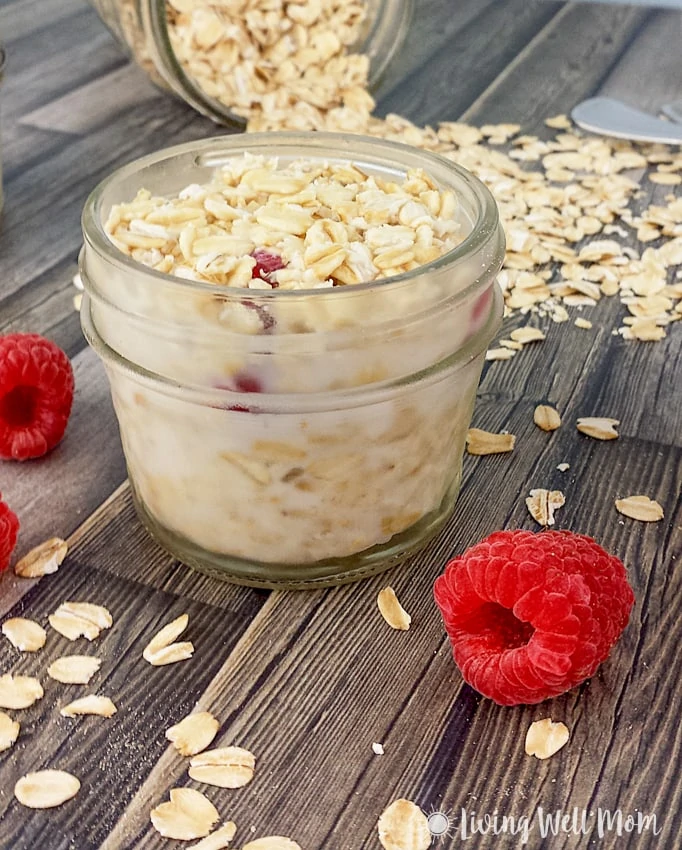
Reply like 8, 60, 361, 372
167, 0, 374, 133
105, 156, 461, 289
157, 1, 682, 343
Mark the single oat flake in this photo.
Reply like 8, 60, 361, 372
526, 489, 565, 527
14, 770, 80, 809
166, 710, 220, 756
377, 798, 431, 850
47, 655, 102, 685
0, 711, 20, 751
143, 613, 194, 666
60, 695, 117, 718
188, 746, 256, 789
377, 587, 412, 631
2, 617, 47, 652
14, 537, 68, 578
466, 428, 516, 456
188, 822, 238, 850
48, 602, 113, 641
151, 787, 220, 840
242, 839, 303, 850
525, 719, 570, 760
615, 495, 664, 522
533, 405, 561, 432
576, 417, 620, 440
0, 674, 44, 709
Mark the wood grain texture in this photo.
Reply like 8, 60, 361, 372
0, 0, 681, 848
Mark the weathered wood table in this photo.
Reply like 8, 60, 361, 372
1, 0, 680, 847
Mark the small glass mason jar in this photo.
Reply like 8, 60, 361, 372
86, 0, 413, 126
80, 133, 505, 588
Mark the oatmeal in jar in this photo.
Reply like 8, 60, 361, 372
81, 134, 505, 586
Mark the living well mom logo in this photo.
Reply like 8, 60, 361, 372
425, 806, 662, 844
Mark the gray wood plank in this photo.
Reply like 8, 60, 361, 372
459, 1, 650, 128
0, 558, 264, 850
376, 0, 561, 124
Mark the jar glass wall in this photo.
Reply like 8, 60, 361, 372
80, 133, 505, 588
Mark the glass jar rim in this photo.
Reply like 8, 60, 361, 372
80, 284, 503, 411
81, 131, 504, 303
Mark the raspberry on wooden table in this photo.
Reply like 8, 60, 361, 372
0, 334, 74, 461
0, 494, 19, 572
434, 530, 635, 705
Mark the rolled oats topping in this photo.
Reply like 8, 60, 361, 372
0, 674, 44, 710
105, 155, 463, 290
525, 718, 570, 760
2, 617, 47, 652
167, 0, 372, 133
14, 770, 80, 809
166, 710, 220, 756
377, 799, 431, 850
188, 745, 256, 788
151, 787, 220, 840
0, 711, 20, 751
526, 489, 565, 527
47, 655, 102, 685
14, 537, 68, 578
48, 602, 113, 641
376, 587, 412, 631
60, 695, 118, 718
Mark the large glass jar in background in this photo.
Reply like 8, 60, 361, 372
80, 133, 505, 588
86, 0, 413, 127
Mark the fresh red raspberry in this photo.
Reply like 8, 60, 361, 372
0, 494, 19, 572
0, 334, 75, 461
434, 530, 635, 705
251, 249, 285, 286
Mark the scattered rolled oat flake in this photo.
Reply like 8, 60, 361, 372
60, 695, 117, 718
544, 115, 571, 129
143, 613, 194, 665
188, 822, 238, 850
47, 655, 102, 685
533, 405, 561, 432
48, 602, 113, 641
525, 719, 570, 760
2, 617, 47, 652
510, 327, 546, 344
615, 495, 664, 522
166, 710, 220, 756
576, 417, 620, 440
485, 347, 516, 361
0, 674, 44, 709
377, 799, 431, 850
649, 172, 681, 185
151, 788, 221, 841
466, 428, 516, 456
526, 489, 565, 527
556, 463, 570, 472
377, 587, 412, 631
574, 318, 592, 329
188, 746, 256, 789
372, 742, 385, 755
241, 839, 302, 850
0, 711, 20, 751
73, 293, 83, 312
14, 770, 80, 809
14, 537, 68, 578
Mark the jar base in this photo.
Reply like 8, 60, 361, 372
129, 481, 459, 590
